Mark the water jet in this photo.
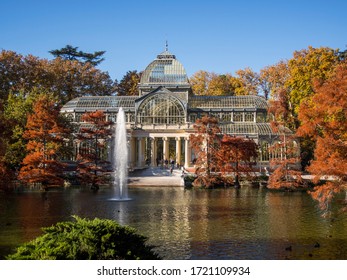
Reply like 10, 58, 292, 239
109, 107, 131, 201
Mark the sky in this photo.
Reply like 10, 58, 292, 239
1, 0, 347, 81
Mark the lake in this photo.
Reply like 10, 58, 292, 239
1, 186, 347, 259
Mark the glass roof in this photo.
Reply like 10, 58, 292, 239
189, 95, 268, 110
140, 50, 189, 85
61, 95, 270, 113
220, 123, 281, 136
61, 96, 137, 112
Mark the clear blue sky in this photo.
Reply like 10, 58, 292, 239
1, 0, 346, 81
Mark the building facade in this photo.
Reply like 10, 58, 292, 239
61, 49, 288, 169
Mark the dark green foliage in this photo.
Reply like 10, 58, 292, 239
338, 47, 347, 61
7, 216, 160, 260
49, 45, 106, 66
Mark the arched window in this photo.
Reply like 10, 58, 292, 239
137, 95, 185, 124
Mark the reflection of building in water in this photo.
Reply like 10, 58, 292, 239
61, 47, 295, 169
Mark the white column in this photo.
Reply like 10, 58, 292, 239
150, 137, 157, 166
129, 137, 136, 170
137, 137, 143, 168
184, 137, 191, 168
163, 137, 169, 161
175, 137, 181, 165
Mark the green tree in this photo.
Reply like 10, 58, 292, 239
0, 112, 13, 189
3, 90, 40, 169
7, 216, 160, 260
116, 70, 141, 96
49, 44, 106, 66
338, 46, 347, 61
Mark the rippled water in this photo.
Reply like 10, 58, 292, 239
1, 186, 347, 259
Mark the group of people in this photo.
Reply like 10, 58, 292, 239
155, 158, 179, 174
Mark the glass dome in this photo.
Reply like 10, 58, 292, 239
140, 50, 189, 85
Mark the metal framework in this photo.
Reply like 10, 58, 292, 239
219, 123, 274, 135
140, 51, 189, 85
62, 96, 137, 112
137, 94, 185, 124
60, 48, 298, 167
188, 95, 268, 109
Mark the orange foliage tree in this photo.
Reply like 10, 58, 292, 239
218, 135, 258, 187
76, 111, 112, 190
266, 70, 303, 190
267, 126, 303, 190
190, 116, 258, 188
18, 95, 70, 189
190, 115, 221, 188
297, 62, 347, 213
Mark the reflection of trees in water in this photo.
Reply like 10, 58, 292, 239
2, 187, 347, 259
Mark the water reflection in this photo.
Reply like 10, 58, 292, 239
1, 187, 347, 259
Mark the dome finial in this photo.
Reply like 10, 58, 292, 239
165, 40, 168, 52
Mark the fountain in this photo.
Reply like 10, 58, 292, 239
110, 107, 131, 201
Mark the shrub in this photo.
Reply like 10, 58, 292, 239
7, 216, 160, 260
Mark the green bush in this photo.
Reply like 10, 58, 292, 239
7, 216, 160, 260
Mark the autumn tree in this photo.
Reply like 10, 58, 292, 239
263, 48, 339, 168
218, 135, 258, 187
286, 46, 339, 116
234, 67, 260, 96
190, 116, 258, 188
190, 115, 221, 188
18, 94, 70, 190
266, 78, 302, 190
297, 62, 347, 214
76, 111, 112, 190
0, 50, 116, 105
189, 70, 212, 95
267, 126, 303, 190
47, 58, 116, 103
2, 90, 41, 170
116, 70, 141, 96
264, 60, 303, 190
190, 68, 262, 97
208, 73, 239, 96
0, 50, 23, 102
0, 50, 116, 178
49, 45, 106, 66
190, 70, 241, 96
259, 60, 290, 101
